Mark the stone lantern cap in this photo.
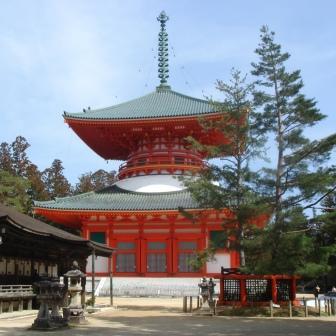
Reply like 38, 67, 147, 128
64, 261, 85, 278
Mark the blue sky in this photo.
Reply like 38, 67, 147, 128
0, 0, 335, 184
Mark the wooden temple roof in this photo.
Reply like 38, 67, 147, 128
0, 203, 114, 257
34, 185, 200, 211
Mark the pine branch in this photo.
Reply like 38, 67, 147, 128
303, 185, 336, 210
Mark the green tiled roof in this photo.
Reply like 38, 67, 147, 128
63, 87, 218, 121
34, 185, 200, 211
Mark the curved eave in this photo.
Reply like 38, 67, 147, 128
63, 113, 227, 160
63, 111, 223, 125
33, 207, 206, 229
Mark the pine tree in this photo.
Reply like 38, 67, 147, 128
250, 26, 336, 275
0, 169, 31, 212
184, 69, 266, 267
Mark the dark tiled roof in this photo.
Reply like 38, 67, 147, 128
34, 185, 200, 211
63, 87, 219, 121
0, 203, 114, 255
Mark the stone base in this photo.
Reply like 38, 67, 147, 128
63, 307, 88, 324
31, 317, 69, 330
193, 301, 214, 316
69, 315, 88, 324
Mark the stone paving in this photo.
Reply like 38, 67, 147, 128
0, 297, 335, 336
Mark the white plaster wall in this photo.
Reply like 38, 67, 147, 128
116, 175, 188, 193
86, 255, 109, 273
206, 253, 230, 273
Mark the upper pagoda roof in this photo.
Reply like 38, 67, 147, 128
34, 184, 200, 212
64, 87, 219, 121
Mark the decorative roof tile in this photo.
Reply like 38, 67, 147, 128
34, 185, 200, 211
63, 88, 218, 121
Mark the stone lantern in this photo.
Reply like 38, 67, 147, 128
31, 276, 67, 330
63, 261, 87, 324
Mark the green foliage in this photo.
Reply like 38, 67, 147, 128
248, 25, 336, 277
74, 169, 117, 194
43, 159, 72, 198
0, 169, 31, 213
184, 69, 266, 267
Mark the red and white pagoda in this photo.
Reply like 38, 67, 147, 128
34, 12, 241, 277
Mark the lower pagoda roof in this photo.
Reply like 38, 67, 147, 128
34, 185, 200, 212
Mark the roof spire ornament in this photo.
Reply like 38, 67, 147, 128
157, 11, 170, 89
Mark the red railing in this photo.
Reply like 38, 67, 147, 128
215, 271, 298, 306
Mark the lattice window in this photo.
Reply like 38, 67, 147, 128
223, 279, 240, 301
277, 280, 291, 301
147, 253, 166, 272
178, 253, 198, 272
116, 254, 136, 272
246, 279, 272, 302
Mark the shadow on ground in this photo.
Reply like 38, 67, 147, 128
1, 309, 336, 336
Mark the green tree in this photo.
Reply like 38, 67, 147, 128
0, 169, 31, 212
249, 26, 336, 275
0, 142, 14, 174
26, 163, 49, 202
11, 136, 31, 177
184, 69, 266, 267
43, 159, 72, 199
74, 169, 117, 194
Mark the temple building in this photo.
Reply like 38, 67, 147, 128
34, 11, 240, 277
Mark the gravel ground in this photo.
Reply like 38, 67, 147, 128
0, 297, 335, 336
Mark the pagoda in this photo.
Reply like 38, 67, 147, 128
34, 11, 240, 277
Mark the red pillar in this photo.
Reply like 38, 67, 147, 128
271, 277, 278, 303
290, 277, 296, 301
240, 279, 247, 306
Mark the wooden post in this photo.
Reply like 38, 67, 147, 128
18, 300, 23, 311
270, 300, 273, 317
0, 301, 2, 314
318, 299, 321, 316
109, 255, 113, 306
183, 296, 187, 312
196, 296, 200, 309
304, 298, 308, 317
327, 299, 331, 316
27, 299, 32, 310
218, 277, 224, 305
189, 296, 192, 312
91, 249, 95, 307
8, 301, 13, 313
288, 301, 292, 318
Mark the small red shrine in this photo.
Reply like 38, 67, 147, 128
34, 12, 246, 277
